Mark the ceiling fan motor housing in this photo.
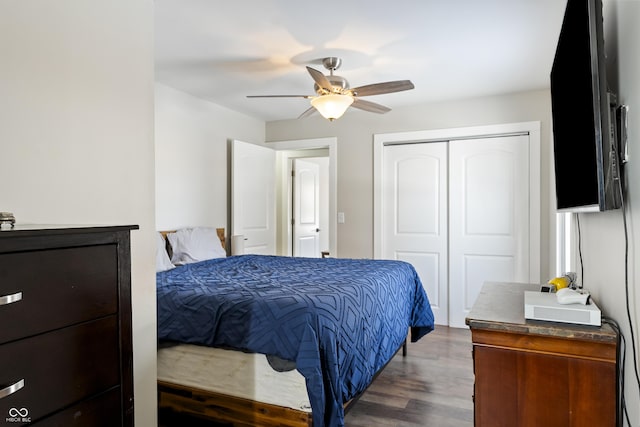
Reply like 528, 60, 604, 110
312, 57, 350, 95
314, 75, 349, 95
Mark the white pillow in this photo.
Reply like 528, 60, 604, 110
156, 232, 175, 272
167, 227, 226, 265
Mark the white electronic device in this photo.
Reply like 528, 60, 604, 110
556, 288, 591, 305
524, 291, 601, 326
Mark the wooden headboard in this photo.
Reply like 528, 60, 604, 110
159, 228, 226, 250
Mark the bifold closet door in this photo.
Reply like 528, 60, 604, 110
448, 135, 530, 327
380, 135, 530, 327
381, 142, 448, 325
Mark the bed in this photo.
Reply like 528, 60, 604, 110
156, 228, 434, 427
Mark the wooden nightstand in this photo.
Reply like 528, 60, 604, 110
466, 282, 618, 427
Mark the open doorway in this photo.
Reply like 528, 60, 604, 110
272, 137, 337, 258
232, 138, 337, 257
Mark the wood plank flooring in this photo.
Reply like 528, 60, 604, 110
159, 326, 474, 427
344, 326, 474, 427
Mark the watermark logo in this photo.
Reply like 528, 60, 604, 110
6, 408, 30, 423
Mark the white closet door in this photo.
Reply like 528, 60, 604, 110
448, 135, 530, 327
382, 142, 448, 325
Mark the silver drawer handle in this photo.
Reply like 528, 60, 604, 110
0, 292, 22, 306
0, 379, 24, 399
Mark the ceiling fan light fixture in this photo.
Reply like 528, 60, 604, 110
248, 57, 413, 119
310, 94, 354, 121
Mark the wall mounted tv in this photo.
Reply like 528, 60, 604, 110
550, 0, 622, 212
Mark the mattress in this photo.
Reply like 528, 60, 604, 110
157, 343, 311, 413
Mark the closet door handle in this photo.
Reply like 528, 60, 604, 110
0, 291, 22, 306
0, 379, 24, 399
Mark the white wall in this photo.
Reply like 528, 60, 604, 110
0, 2, 156, 426
155, 84, 265, 232
266, 90, 555, 280
578, 0, 640, 422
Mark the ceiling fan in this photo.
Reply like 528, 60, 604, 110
247, 57, 415, 121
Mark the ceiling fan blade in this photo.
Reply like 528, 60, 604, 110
247, 95, 312, 98
351, 98, 391, 114
306, 66, 334, 92
298, 106, 317, 119
350, 80, 414, 97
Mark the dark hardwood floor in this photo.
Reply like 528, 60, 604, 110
159, 326, 474, 427
344, 326, 474, 427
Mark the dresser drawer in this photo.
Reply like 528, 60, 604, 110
0, 316, 120, 422
0, 245, 118, 344
31, 387, 122, 427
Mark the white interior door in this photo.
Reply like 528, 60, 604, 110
293, 158, 321, 257
448, 135, 530, 327
232, 140, 276, 255
382, 142, 449, 325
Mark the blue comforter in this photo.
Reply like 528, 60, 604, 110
157, 255, 434, 427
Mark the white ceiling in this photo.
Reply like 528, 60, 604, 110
155, 0, 568, 122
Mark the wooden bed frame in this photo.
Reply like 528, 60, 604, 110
157, 228, 406, 427
158, 381, 313, 427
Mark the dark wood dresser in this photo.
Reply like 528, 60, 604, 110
0, 225, 137, 426
466, 282, 618, 427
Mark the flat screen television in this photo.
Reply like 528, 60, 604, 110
550, 0, 622, 212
